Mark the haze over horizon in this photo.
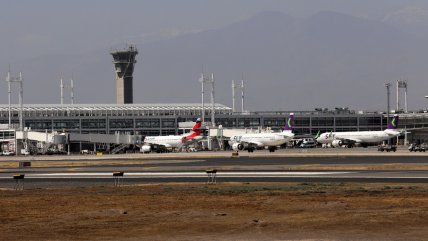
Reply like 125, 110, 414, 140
1, 0, 428, 111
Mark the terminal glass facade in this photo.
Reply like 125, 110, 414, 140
1, 104, 428, 142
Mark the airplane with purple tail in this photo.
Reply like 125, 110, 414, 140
229, 113, 295, 152
316, 114, 403, 147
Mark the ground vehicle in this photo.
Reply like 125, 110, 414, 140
21, 149, 30, 156
377, 144, 397, 152
2, 150, 15, 156
299, 138, 317, 148
408, 143, 426, 152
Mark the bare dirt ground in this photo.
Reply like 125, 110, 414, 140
1, 182, 428, 241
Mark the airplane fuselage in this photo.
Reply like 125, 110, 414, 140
144, 135, 203, 148
229, 132, 293, 147
317, 130, 399, 144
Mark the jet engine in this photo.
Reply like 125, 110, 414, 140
140, 145, 152, 153
331, 140, 342, 148
232, 143, 244, 151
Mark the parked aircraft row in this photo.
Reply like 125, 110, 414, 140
139, 113, 404, 153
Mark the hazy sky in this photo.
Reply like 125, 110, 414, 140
2, 0, 428, 63
2, 0, 428, 109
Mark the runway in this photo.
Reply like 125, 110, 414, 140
1, 170, 428, 189
0, 153, 428, 188
1, 150, 428, 188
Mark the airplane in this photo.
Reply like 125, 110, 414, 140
141, 118, 204, 153
316, 114, 402, 148
229, 113, 295, 152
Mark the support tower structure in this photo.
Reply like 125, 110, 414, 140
111, 45, 138, 104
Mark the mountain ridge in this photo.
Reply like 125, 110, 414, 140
3, 11, 428, 111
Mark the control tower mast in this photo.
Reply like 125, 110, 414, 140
111, 45, 138, 104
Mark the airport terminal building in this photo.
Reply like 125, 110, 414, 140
1, 104, 427, 144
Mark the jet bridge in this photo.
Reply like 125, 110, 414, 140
8, 129, 143, 155
67, 133, 142, 145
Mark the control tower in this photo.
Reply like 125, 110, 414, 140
111, 45, 138, 104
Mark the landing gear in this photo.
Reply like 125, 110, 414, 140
247, 147, 255, 153
268, 146, 276, 152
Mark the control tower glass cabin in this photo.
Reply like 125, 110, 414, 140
111, 45, 138, 104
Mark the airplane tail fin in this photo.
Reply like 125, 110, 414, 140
387, 114, 399, 130
283, 113, 294, 132
314, 130, 321, 139
182, 130, 201, 143
182, 118, 203, 143
192, 118, 202, 131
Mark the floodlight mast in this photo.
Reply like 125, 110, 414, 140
210, 73, 215, 127
7, 71, 11, 129
199, 72, 215, 125
70, 75, 74, 104
385, 82, 391, 144
241, 79, 245, 113
60, 76, 64, 105
6, 69, 24, 130
232, 78, 245, 113
396, 80, 408, 113
232, 80, 236, 112
18, 72, 23, 130
61, 75, 75, 105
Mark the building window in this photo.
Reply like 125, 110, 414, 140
335, 117, 357, 126
311, 117, 334, 126
109, 119, 134, 129
81, 119, 107, 129
162, 119, 176, 128
53, 120, 80, 129
25, 120, 52, 130
135, 119, 160, 128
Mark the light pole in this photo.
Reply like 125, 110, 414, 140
6, 70, 24, 130
210, 73, 215, 127
385, 83, 391, 144
199, 73, 211, 123
61, 75, 75, 105
232, 78, 244, 113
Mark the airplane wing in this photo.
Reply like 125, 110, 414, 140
384, 129, 402, 136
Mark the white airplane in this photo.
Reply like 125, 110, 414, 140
229, 113, 295, 152
316, 114, 402, 147
141, 118, 203, 153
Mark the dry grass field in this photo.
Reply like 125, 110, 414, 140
1, 182, 428, 240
